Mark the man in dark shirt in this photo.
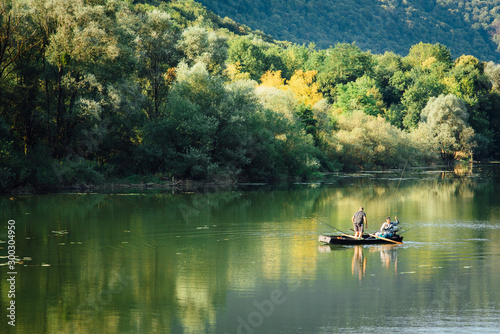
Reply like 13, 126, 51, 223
352, 207, 368, 238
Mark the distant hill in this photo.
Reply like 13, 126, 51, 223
197, 0, 500, 62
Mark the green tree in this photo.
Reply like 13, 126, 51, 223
176, 25, 227, 75
405, 42, 453, 68
328, 110, 431, 170
0, 0, 39, 83
139, 62, 259, 180
134, 8, 179, 120
443, 55, 492, 153
373, 52, 408, 112
227, 36, 267, 80
419, 94, 476, 163
400, 66, 446, 129
281, 44, 310, 79
333, 75, 386, 116
316, 43, 373, 102
295, 103, 318, 144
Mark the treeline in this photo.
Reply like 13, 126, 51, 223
197, 0, 500, 62
1, 0, 500, 192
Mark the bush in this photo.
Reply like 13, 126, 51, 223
328, 110, 438, 170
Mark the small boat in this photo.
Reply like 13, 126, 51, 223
318, 234, 403, 245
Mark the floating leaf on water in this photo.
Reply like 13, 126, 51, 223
58, 243, 66, 245
52, 230, 69, 235
41, 263, 51, 267
22, 257, 32, 261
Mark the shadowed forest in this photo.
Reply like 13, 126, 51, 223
197, 0, 500, 62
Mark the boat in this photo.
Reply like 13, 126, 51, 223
318, 234, 403, 245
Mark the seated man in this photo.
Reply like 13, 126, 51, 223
375, 216, 399, 238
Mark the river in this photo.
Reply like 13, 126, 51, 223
1, 163, 500, 333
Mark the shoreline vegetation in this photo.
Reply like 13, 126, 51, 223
2, 0, 500, 194
5, 161, 485, 195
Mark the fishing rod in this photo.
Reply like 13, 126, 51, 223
388, 159, 409, 223
310, 217, 349, 235
398, 225, 418, 235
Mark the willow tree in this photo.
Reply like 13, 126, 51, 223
176, 25, 227, 75
419, 94, 475, 163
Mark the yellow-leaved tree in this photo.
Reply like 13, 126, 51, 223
288, 70, 323, 107
260, 70, 286, 89
258, 69, 323, 107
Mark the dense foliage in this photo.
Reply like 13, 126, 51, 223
1, 0, 500, 192
197, 0, 500, 62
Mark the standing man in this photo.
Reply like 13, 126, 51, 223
352, 207, 367, 239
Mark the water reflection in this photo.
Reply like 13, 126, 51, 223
2, 164, 500, 333
351, 246, 366, 280
370, 244, 399, 272
318, 244, 400, 281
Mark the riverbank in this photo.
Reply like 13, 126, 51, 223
3, 160, 487, 195
5, 177, 238, 195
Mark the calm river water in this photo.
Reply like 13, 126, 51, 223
1, 164, 500, 333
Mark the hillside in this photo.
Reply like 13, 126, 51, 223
197, 0, 500, 61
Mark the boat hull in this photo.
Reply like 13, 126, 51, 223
318, 234, 403, 245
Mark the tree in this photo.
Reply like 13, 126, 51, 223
140, 62, 261, 179
134, 8, 179, 120
316, 43, 373, 102
373, 51, 408, 112
176, 25, 227, 75
333, 75, 386, 116
227, 36, 267, 80
419, 94, 476, 163
12, 0, 132, 157
400, 66, 446, 129
259, 69, 322, 107
329, 110, 429, 170
287, 70, 322, 107
444, 56, 491, 124
282, 44, 310, 78
405, 42, 453, 68
260, 69, 286, 89
484, 61, 500, 93
295, 103, 318, 144
0, 0, 39, 83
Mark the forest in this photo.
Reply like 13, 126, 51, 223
2, 0, 500, 192
197, 0, 500, 62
